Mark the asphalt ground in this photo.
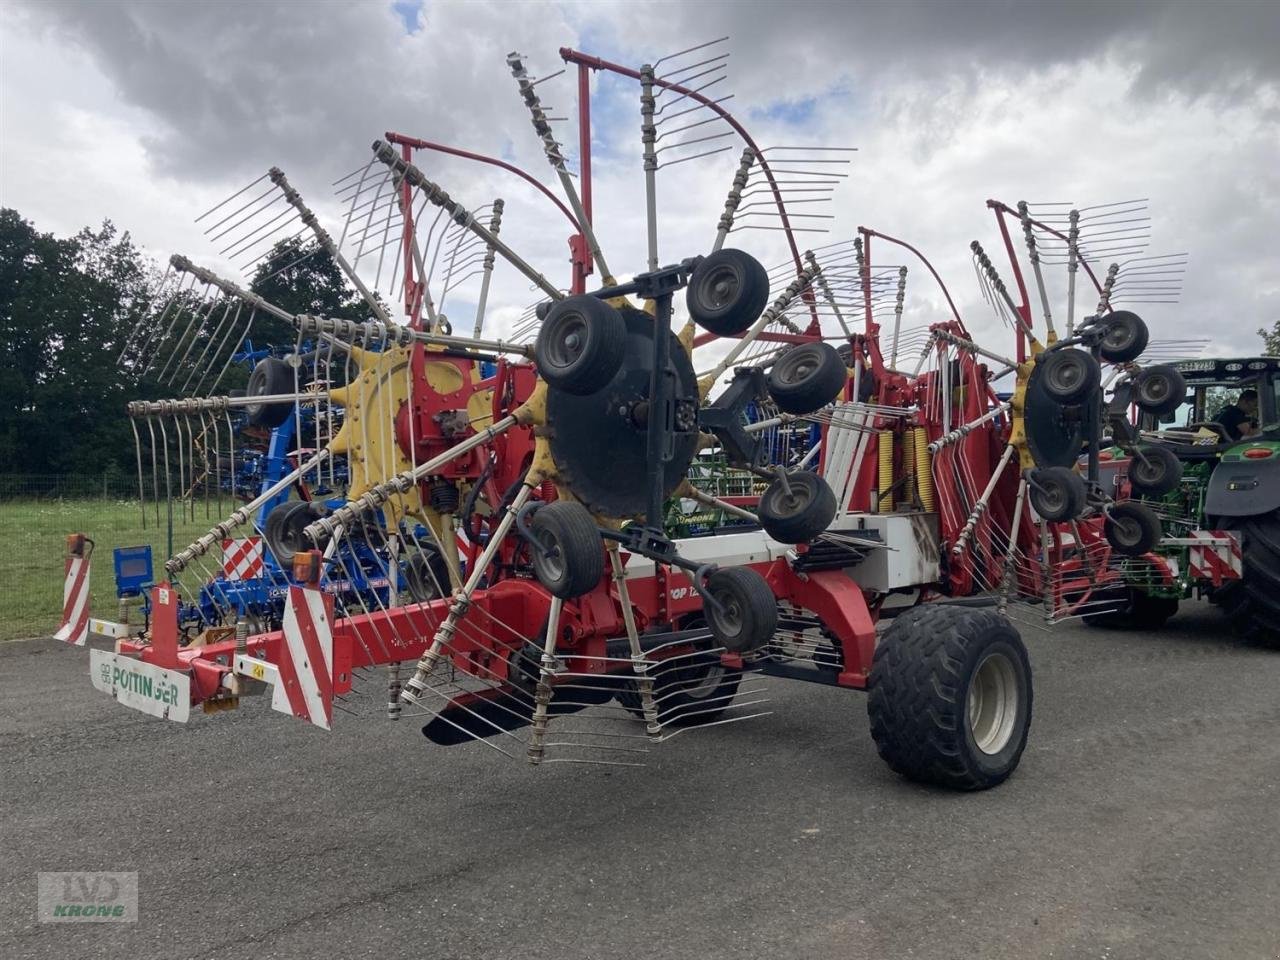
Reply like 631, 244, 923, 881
2, 599, 1278, 960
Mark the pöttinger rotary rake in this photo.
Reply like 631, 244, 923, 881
63, 37, 1179, 790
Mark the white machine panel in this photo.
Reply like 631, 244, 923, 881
831, 512, 941, 591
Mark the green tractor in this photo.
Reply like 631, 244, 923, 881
1090, 356, 1280, 643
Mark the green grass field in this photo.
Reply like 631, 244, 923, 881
0, 500, 211, 641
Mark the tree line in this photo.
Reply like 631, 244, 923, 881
0, 208, 367, 477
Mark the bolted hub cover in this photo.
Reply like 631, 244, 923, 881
547, 305, 700, 518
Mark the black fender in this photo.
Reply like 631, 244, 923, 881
1205, 447, 1280, 517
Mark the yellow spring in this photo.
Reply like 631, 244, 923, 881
878, 430, 894, 512
901, 428, 917, 508
914, 426, 935, 511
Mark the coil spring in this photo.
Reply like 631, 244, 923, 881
428, 479, 460, 514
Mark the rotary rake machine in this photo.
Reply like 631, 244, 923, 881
62, 37, 1178, 790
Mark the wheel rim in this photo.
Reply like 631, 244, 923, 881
1134, 458, 1164, 486
675, 658, 725, 700
1048, 355, 1084, 395
1113, 516, 1142, 548
776, 349, 817, 386
1037, 481, 1065, 515
770, 479, 813, 516
534, 532, 564, 582
968, 652, 1020, 755
1104, 320, 1135, 353
546, 314, 587, 369
712, 594, 743, 639
700, 263, 741, 311
1140, 376, 1170, 406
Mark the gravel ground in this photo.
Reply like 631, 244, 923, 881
2, 599, 1278, 960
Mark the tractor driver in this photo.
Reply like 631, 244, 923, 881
1218, 388, 1259, 441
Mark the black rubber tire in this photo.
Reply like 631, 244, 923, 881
1105, 501, 1162, 556
867, 604, 1032, 791
1082, 586, 1179, 629
245, 357, 294, 428
616, 616, 743, 726
1038, 348, 1100, 404
1098, 310, 1150, 364
686, 248, 770, 336
1127, 444, 1182, 498
767, 342, 847, 415
705, 567, 778, 653
1029, 466, 1086, 522
403, 547, 451, 603
535, 296, 627, 396
1132, 364, 1186, 417
264, 500, 320, 566
529, 500, 603, 599
1211, 510, 1280, 648
758, 471, 837, 542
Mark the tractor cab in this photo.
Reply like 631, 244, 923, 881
1136, 357, 1280, 460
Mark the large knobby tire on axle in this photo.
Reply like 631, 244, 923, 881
1211, 510, 1280, 648
767, 342, 847, 415
616, 616, 743, 726
758, 471, 837, 543
1028, 466, 1086, 522
245, 357, 294, 428
1082, 586, 1179, 629
686, 248, 770, 336
867, 604, 1032, 791
529, 501, 604, 599
1127, 444, 1182, 498
1038, 348, 1101, 404
705, 567, 778, 653
1098, 310, 1150, 364
535, 296, 627, 395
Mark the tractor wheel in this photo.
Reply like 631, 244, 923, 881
1098, 310, 1150, 364
1211, 510, 1280, 648
1029, 466, 1086, 522
686, 248, 770, 336
245, 357, 294, 428
534, 296, 626, 396
1133, 364, 1186, 417
1082, 586, 1179, 629
529, 501, 604, 599
704, 567, 778, 653
867, 604, 1032, 791
758, 471, 837, 543
403, 547, 452, 604
1038, 348, 1100, 404
1128, 444, 1182, 498
616, 616, 742, 726
766, 342, 847, 414
1104, 501, 1162, 556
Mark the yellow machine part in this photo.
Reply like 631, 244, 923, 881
877, 430, 895, 512
327, 343, 422, 526
901, 428, 916, 506
914, 426, 935, 511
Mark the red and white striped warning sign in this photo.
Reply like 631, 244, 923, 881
271, 585, 334, 730
54, 551, 91, 646
1188, 530, 1243, 587
221, 537, 264, 581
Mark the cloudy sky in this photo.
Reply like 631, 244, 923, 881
2, 0, 1277, 359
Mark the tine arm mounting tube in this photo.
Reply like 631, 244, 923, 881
303, 415, 520, 544
507, 53, 612, 283
269, 167, 395, 326
372, 140, 564, 301
166, 449, 331, 575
